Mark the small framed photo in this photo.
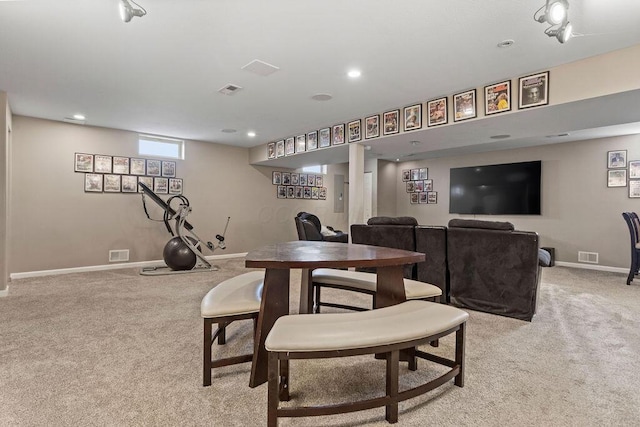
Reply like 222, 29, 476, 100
332, 124, 345, 145
406, 181, 416, 193
383, 110, 400, 135
427, 191, 438, 204
608, 169, 627, 187
410, 169, 420, 181
404, 104, 422, 131
277, 185, 287, 199
629, 160, 640, 179
485, 80, 511, 115
311, 187, 319, 200
137, 176, 153, 193
299, 174, 307, 186
419, 168, 428, 180
316, 175, 323, 187
276, 140, 285, 158
303, 186, 312, 199
415, 180, 424, 192
319, 187, 327, 200
94, 155, 113, 174
104, 174, 121, 193
319, 128, 331, 148
285, 137, 295, 156
608, 150, 627, 168
348, 119, 362, 143
162, 161, 176, 177
267, 142, 276, 159
365, 115, 379, 139
282, 172, 291, 185
272, 171, 282, 185
146, 159, 161, 176
410, 193, 419, 204
427, 97, 448, 127
169, 178, 183, 195
121, 175, 138, 193
130, 158, 146, 175
424, 179, 433, 191
307, 131, 318, 150
402, 170, 410, 182
291, 173, 299, 185
84, 173, 103, 192
630, 180, 640, 198
295, 134, 306, 153
519, 71, 549, 109
295, 186, 303, 199
307, 174, 315, 187
74, 153, 94, 173
154, 177, 168, 194
287, 186, 295, 199
113, 156, 130, 174
419, 192, 428, 204
453, 89, 477, 122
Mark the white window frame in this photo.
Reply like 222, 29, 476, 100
302, 165, 327, 174
138, 135, 185, 160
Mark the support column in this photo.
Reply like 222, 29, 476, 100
348, 143, 365, 241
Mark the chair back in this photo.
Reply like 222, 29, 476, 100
622, 212, 639, 246
295, 212, 323, 241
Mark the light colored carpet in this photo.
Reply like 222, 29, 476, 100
1, 260, 639, 426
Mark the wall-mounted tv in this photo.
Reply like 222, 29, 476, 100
449, 160, 541, 215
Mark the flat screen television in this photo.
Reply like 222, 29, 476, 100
449, 160, 541, 215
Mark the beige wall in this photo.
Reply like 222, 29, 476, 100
0, 92, 10, 290
389, 133, 640, 269
9, 116, 347, 273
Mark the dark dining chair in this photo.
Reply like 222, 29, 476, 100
622, 212, 640, 285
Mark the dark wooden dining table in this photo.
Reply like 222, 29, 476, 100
244, 240, 425, 387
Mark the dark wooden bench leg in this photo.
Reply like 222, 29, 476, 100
279, 358, 290, 401
268, 352, 279, 427
203, 318, 212, 386
217, 322, 227, 345
314, 284, 321, 313
407, 347, 417, 371
386, 350, 399, 423
455, 323, 466, 387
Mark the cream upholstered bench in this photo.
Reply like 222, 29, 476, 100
312, 268, 442, 312
265, 300, 468, 426
201, 270, 264, 386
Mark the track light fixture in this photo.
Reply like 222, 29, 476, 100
534, 0, 572, 43
119, 0, 146, 23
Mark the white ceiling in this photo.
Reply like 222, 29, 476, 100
1, 0, 639, 166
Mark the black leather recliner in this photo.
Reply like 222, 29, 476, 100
294, 212, 348, 243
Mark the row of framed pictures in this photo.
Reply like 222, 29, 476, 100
266, 71, 550, 159
277, 186, 327, 200
410, 192, 438, 204
84, 174, 183, 194
272, 171, 324, 187
606, 149, 640, 197
74, 153, 177, 177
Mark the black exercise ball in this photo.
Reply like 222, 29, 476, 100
163, 237, 198, 271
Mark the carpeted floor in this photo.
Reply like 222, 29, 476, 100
1, 259, 639, 426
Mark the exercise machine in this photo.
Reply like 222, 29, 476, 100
138, 182, 229, 275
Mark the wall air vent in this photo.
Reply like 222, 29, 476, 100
109, 249, 130, 263
578, 251, 598, 264
218, 84, 243, 96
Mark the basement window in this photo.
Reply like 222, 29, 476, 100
138, 135, 184, 159
302, 165, 327, 174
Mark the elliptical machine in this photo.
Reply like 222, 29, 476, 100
138, 182, 229, 276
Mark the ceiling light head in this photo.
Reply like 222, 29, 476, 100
347, 69, 361, 78
546, 21, 573, 43
119, 0, 146, 23
536, 0, 568, 25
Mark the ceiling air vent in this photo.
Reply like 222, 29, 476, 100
241, 59, 280, 77
218, 84, 243, 96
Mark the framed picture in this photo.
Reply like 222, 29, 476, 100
410, 169, 420, 181
365, 115, 379, 139
303, 186, 312, 199
295, 186, 303, 198
299, 174, 307, 186
427, 97, 448, 127
348, 119, 361, 143
519, 71, 549, 109
383, 110, 400, 135
307, 131, 318, 150
112, 156, 130, 174
404, 104, 422, 131
608, 150, 627, 168
629, 160, 640, 179
410, 193, 419, 204
277, 185, 287, 199
276, 140, 285, 158
84, 173, 103, 192
419, 168, 428, 180
154, 177, 168, 194
287, 186, 295, 199
415, 180, 424, 192
137, 176, 153, 193
169, 178, 183, 195
424, 179, 433, 191
406, 181, 416, 193
307, 174, 315, 187
316, 175, 323, 187
94, 155, 113, 174
121, 175, 138, 193
427, 191, 438, 204
146, 159, 161, 176
630, 180, 640, 198
291, 173, 299, 185
285, 137, 295, 156
74, 153, 94, 173
419, 192, 428, 204
332, 124, 345, 145
272, 171, 281, 185
162, 161, 176, 177
319, 187, 327, 200
485, 80, 511, 115
453, 89, 476, 122
319, 128, 331, 148
130, 158, 146, 175
608, 169, 627, 187
267, 142, 276, 159
103, 174, 121, 193
295, 134, 306, 153
311, 187, 319, 200
402, 170, 410, 181
282, 172, 291, 185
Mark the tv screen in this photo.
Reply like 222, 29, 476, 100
449, 160, 541, 215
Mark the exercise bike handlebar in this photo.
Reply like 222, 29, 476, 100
138, 182, 194, 231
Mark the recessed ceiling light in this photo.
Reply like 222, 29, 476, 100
546, 133, 570, 138
247, 131, 256, 137
73, 114, 85, 121
409, 140, 421, 146
490, 134, 511, 139
221, 128, 237, 133
347, 69, 361, 78
311, 93, 333, 101
497, 39, 515, 48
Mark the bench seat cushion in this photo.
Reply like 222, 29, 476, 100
312, 269, 442, 299
265, 300, 468, 353
201, 271, 264, 318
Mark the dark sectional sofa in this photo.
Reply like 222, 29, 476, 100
351, 217, 544, 321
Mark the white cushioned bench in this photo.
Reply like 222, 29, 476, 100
312, 268, 442, 312
201, 270, 264, 386
265, 300, 469, 426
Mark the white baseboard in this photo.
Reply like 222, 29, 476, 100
554, 261, 627, 274
0, 286, 8, 297
9, 252, 248, 280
